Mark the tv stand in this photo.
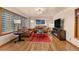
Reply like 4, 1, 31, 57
51, 28, 66, 41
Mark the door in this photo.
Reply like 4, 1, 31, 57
75, 8, 79, 39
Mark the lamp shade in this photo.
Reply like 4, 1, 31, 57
14, 19, 21, 24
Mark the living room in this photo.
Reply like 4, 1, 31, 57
0, 7, 79, 51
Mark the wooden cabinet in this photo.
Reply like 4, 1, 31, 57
52, 28, 66, 41
57, 30, 66, 41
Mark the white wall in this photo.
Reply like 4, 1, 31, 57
53, 8, 79, 47
30, 18, 53, 29
24, 19, 30, 28
30, 20, 36, 28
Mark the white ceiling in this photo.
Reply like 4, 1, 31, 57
3, 7, 66, 19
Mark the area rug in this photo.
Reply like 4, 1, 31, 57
30, 33, 51, 42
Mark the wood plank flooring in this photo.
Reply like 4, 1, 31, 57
0, 35, 79, 51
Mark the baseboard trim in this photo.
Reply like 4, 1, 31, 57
66, 40, 79, 49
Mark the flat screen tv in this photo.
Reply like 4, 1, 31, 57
54, 18, 61, 28
36, 19, 45, 24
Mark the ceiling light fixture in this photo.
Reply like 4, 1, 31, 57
35, 8, 45, 14
30, 20, 34, 23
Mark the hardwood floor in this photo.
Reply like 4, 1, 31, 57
0, 35, 79, 51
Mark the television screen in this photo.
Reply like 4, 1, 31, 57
36, 19, 45, 24
54, 19, 61, 28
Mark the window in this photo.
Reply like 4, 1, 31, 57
1, 9, 27, 33
2, 10, 14, 32
0, 8, 28, 34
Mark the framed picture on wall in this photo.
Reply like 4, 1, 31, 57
36, 19, 45, 24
